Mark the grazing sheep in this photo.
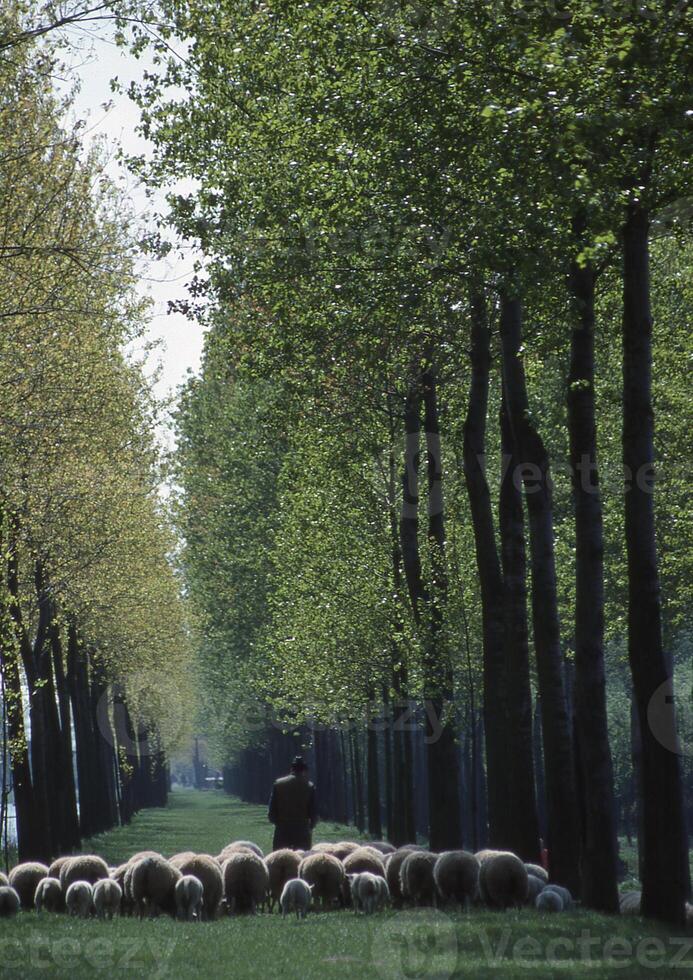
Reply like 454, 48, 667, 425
475, 849, 502, 864
536, 888, 564, 913
121, 853, 162, 910
366, 841, 396, 856
131, 855, 182, 918
375, 874, 390, 911
60, 855, 109, 893
9, 862, 48, 910
543, 884, 573, 909
48, 857, 71, 881
310, 843, 341, 856
299, 853, 345, 909
35, 877, 65, 913
110, 864, 133, 915
386, 848, 414, 906
223, 852, 269, 915
0, 871, 7, 888
348, 872, 387, 914
400, 851, 438, 907
333, 842, 361, 859
0, 886, 20, 917
175, 874, 204, 921
526, 874, 545, 905
66, 880, 93, 918
343, 847, 386, 877
173, 855, 224, 919
524, 862, 548, 884
434, 851, 480, 909
619, 891, 641, 915
93, 878, 122, 919
169, 851, 197, 868
280, 878, 314, 919
266, 849, 302, 912
478, 852, 528, 910
220, 840, 264, 859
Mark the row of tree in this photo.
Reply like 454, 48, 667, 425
132, 1, 691, 924
0, 5, 192, 865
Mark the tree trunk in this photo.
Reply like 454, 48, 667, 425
568, 234, 619, 912
500, 292, 580, 894
382, 684, 394, 841
498, 397, 541, 861
49, 618, 81, 852
622, 204, 687, 925
366, 710, 382, 838
462, 293, 508, 849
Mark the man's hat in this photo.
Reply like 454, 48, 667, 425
291, 755, 308, 772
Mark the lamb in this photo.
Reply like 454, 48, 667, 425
478, 852, 529, 909
280, 878, 314, 919
524, 862, 548, 884
223, 851, 269, 915
386, 848, 414, 906
0, 886, 20, 917
266, 849, 302, 912
619, 890, 641, 915
433, 851, 480, 909
8, 862, 48, 910
526, 874, 545, 905
93, 878, 123, 919
348, 872, 387, 914
60, 854, 109, 893
175, 874, 204, 921
543, 884, 573, 909
299, 853, 345, 909
400, 851, 438, 907
34, 877, 65, 913
66, 880, 93, 918
536, 888, 564, 913
343, 847, 386, 877
131, 854, 182, 918
173, 855, 224, 919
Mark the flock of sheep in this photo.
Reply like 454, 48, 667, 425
0, 839, 590, 922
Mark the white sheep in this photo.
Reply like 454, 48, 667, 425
93, 878, 122, 919
280, 878, 314, 919
131, 854, 181, 918
66, 880, 93, 918
223, 852, 269, 915
175, 875, 204, 921
348, 872, 386, 914
34, 877, 65, 913
525, 873, 545, 905
0, 885, 20, 917
536, 887, 564, 913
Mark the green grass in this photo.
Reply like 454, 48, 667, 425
1, 790, 690, 979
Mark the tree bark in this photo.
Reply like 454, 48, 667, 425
568, 233, 619, 912
622, 204, 687, 925
49, 617, 81, 852
462, 293, 510, 849
498, 397, 541, 861
366, 708, 382, 838
500, 292, 580, 894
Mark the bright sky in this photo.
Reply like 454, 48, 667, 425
60, 21, 206, 442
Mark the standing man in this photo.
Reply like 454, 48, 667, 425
268, 756, 317, 850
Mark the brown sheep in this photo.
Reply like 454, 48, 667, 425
130, 855, 181, 917
478, 852, 528, 909
169, 851, 197, 868
35, 877, 65, 913
434, 851, 480, 908
343, 848, 386, 877
386, 848, 415, 906
400, 851, 438, 907
266, 849, 302, 912
223, 852, 269, 915
299, 853, 344, 909
60, 855, 109, 893
9, 862, 49, 909
47, 856, 72, 881
174, 854, 224, 919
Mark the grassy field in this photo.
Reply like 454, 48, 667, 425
1, 789, 690, 979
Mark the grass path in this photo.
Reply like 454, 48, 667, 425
1, 789, 690, 979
